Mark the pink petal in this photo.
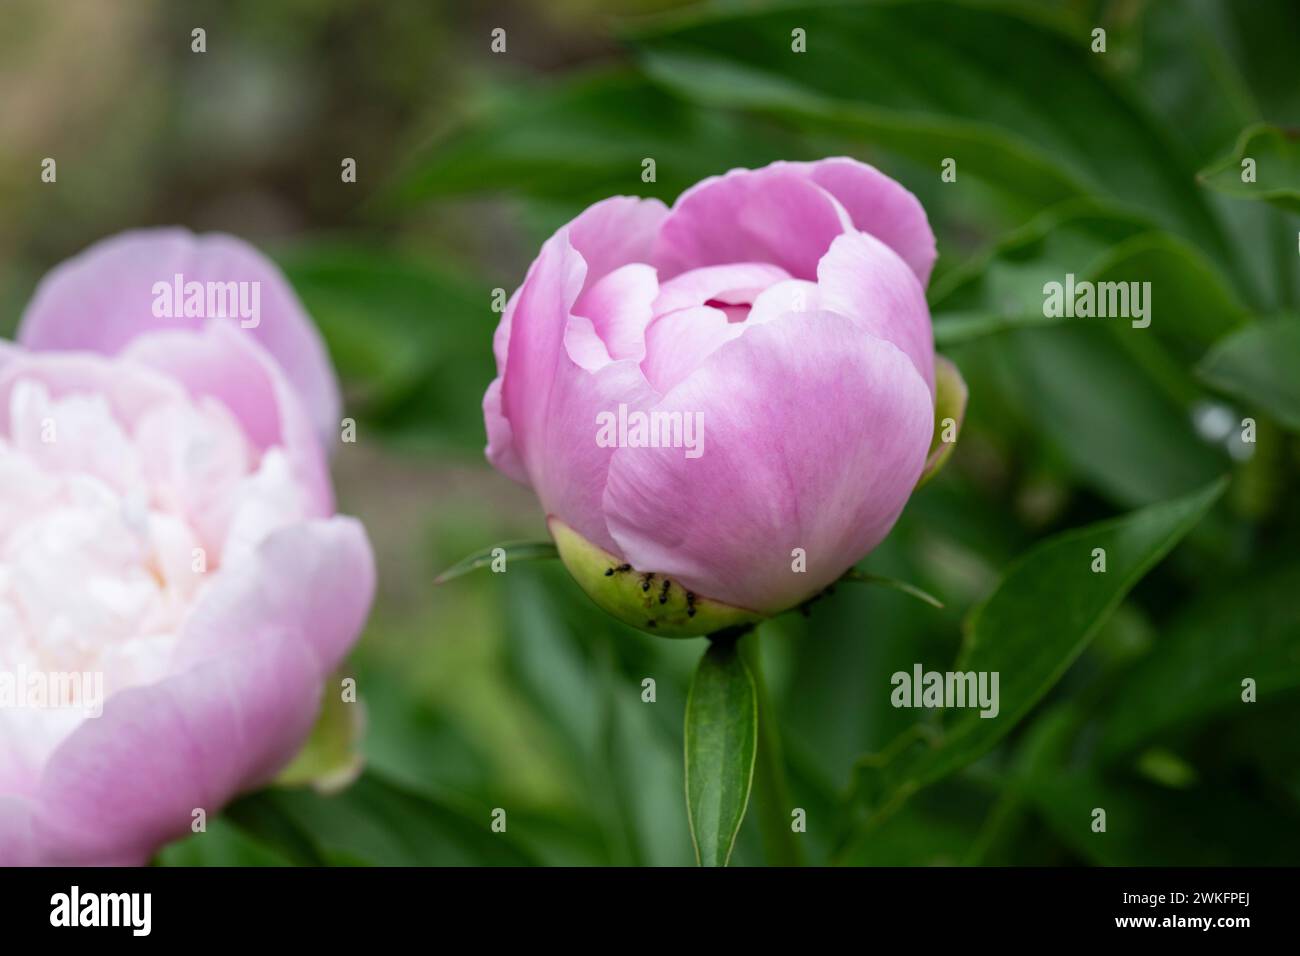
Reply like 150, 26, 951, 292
0, 350, 187, 431
485, 289, 527, 484
16, 229, 341, 449
536, 357, 660, 553
0, 796, 37, 866
177, 517, 376, 672
572, 263, 659, 363
816, 232, 935, 393
603, 310, 933, 613
745, 279, 821, 326
492, 289, 520, 370
652, 163, 854, 281
33, 630, 323, 865
652, 262, 790, 316
123, 321, 333, 516
485, 198, 667, 495
484, 377, 527, 484
31, 517, 374, 865
564, 316, 614, 372
641, 306, 745, 395
795, 157, 937, 286
500, 226, 659, 551
491, 196, 664, 374
567, 197, 668, 295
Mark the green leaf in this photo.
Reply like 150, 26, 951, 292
385, 69, 813, 210
155, 816, 296, 867
839, 478, 1227, 854
598, 645, 696, 867
1212, 1, 1300, 127
837, 777, 999, 867
922, 476, 1226, 782
502, 568, 606, 767
1097, 564, 1300, 760
274, 243, 495, 452
778, 551, 953, 801
230, 773, 538, 866
434, 541, 559, 584
504, 566, 698, 865
1128, 0, 1260, 167
931, 200, 1247, 351
636, 45, 1083, 218
1197, 314, 1300, 431
1019, 747, 1300, 866
275, 672, 366, 793
1199, 124, 1300, 214
1124, 0, 1300, 313
629, 0, 1231, 262
223, 791, 329, 866
1007, 323, 1227, 507
841, 570, 945, 610
930, 202, 1238, 507
929, 200, 1147, 343
684, 637, 758, 866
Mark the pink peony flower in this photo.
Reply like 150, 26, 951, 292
0, 230, 375, 865
484, 159, 965, 634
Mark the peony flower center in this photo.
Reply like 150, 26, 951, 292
701, 299, 752, 323
636, 262, 820, 396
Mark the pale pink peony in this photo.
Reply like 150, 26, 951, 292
484, 159, 963, 626
0, 230, 374, 865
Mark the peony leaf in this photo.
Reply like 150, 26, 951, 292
222, 793, 328, 866
628, 1, 1233, 266
230, 773, 538, 866
275, 243, 494, 450
1198, 124, 1300, 215
384, 69, 810, 211
838, 477, 1227, 860
841, 570, 945, 610
434, 540, 559, 584
684, 636, 758, 866
930, 200, 1247, 351
1197, 314, 1300, 432
1097, 563, 1300, 761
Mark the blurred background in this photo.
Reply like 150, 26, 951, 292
1, 0, 1297, 865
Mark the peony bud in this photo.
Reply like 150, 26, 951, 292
483, 159, 965, 634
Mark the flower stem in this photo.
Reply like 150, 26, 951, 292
738, 629, 804, 867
